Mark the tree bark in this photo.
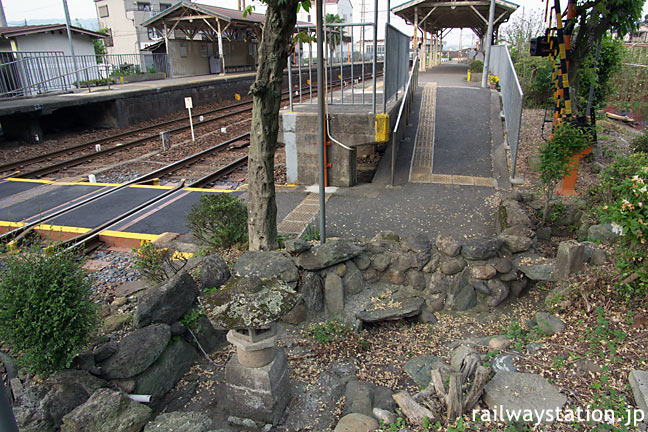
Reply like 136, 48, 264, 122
247, 0, 299, 250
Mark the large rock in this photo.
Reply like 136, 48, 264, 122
343, 260, 364, 295
144, 412, 213, 432
185, 314, 225, 354
372, 253, 391, 272
497, 200, 533, 233
487, 279, 510, 307
100, 324, 171, 380
334, 413, 378, 432
284, 239, 311, 254
533, 312, 566, 336
401, 234, 432, 254
461, 238, 503, 261
516, 255, 556, 282
404, 355, 451, 388
61, 388, 152, 432
296, 240, 366, 270
324, 273, 345, 315
300, 271, 324, 312
588, 223, 620, 245
440, 256, 467, 275
199, 255, 230, 291
13, 370, 108, 432
436, 234, 462, 257
134, 272, 197, 328
344, 380, 373, 417
498, 235, 533, 253
234, 251, 299, 283
629, 370, 648, 429
446, 269, 477, 311
134, 338, 200, 401
553, 241, 585, 280
356, 296, 424, 323
483, 372, 567, 424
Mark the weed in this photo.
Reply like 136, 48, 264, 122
134, 241, 187, 283
305, 320, 350, 344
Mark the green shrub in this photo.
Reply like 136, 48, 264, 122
134, 241, 187, 283
0, 246, 97, 375
306, 320, 350, 344
187, 193, 248, 250
515, 56, 554, 107
597, 156, 648, 300
539, 121, 590, 224
469, 60, 483, 73
631, 130, 648, 154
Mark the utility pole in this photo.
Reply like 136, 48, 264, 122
481, 0, 495, 88
316, 0, 327, 244
62, 0, 80, 89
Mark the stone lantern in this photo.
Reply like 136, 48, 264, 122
203, 276, 298, 425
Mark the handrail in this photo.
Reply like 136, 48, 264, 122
390, 55, 419, 186
0, 63, 111, 98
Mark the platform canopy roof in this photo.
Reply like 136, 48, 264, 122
141, 1, 266, 42
391, 0, 519, 38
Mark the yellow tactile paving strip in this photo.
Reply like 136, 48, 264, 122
408, 83, 496, 188
277, 193, 332, 235
409, 82, 437, 182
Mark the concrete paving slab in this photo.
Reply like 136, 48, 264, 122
0, 179, 43, 200
0, 184, 107, 222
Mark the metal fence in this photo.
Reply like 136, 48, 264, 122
390, 55, 419, 185
489, 45, 524, 178
383, 24, 410, 112
0, 51, 168, 98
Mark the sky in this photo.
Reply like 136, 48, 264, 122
4, 0, 648, 49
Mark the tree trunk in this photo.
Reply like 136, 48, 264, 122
247, 0, 299, 250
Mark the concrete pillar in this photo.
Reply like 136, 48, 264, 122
217, 19, 225, 75
421, 30, 427, 71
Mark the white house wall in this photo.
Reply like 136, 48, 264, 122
14, 32, 96, 56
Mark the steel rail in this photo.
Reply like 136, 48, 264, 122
187, 154, 249, 188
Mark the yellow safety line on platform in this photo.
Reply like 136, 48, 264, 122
101, 230, 162, 242
35, 224, 90, 234
0, 220, 164, 242
4, 178, 53, 184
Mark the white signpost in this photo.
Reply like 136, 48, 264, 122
185, 97, 195, 142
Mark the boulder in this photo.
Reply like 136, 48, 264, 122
334, 413, 378, 432
510, 277, 528, 298
134, 338, 200, 401
483, 372, 567, 424
471, 265, 497, 280
185, 315, 225, 354
134, 272, 197, 328
404, 355, 450, 388
461, 238, 502, 261
498, 235, 533, 253
516, 255, 556, 282
405, 269, 427, 291
487, 279, 510, 307
401, 234, 432, 254
446, 269, 477, 311
494, 258, 513, 274
356, 297, 424, 323
284, 239, 312, 254
501, 225, 536, 239
489, 336, 512, 351
343, 260, 364, 295
590, 249, 607, 266
497, 200, 533, 233
436, 234, 462, 257
300, 271, 324, 312
440, 256, 467, 275
324, 273, 345, 315
344, 380, 374, 417
235, 251, 299, 283
104, 313, 132, 333
371, 253, 391, 272
533, 312, 566, 336
13, 370, 108, 432
553, 241, 585, 280
353, 254, 372, 271
143, 412, 213, 432
282, 300, 308, 325
491, 352, 519, 373
100, 324, 171, 380
588, 223, 620, 245
61, 388, 152, 432
93, 342, 118, 363
296, 240, 366, 271
385, 269, 406, 285
423, 254, 440, 273
199, 255, 230, 291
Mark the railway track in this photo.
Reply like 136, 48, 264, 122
0, 133, 251, 248
0, 71, 379, 180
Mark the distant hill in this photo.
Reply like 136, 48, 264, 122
8, 18, 99, 30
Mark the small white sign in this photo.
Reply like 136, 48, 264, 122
221, 127, 227, 133
184, 97, 193, 109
